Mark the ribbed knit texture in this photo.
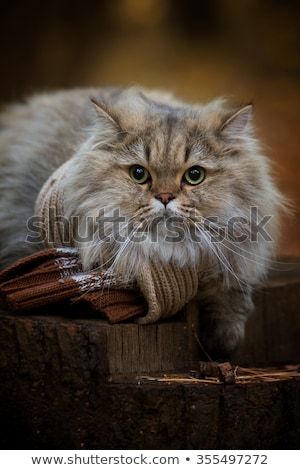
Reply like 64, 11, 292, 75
0, 248, 147, 322
0, 160, 200, 323
35, 159, 72, 248
135, 262, 199, 323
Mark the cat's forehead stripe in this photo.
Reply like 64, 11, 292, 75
137, 113, 194, 168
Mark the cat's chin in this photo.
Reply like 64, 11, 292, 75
137, 237, 200, 269
79, 235, 201, 281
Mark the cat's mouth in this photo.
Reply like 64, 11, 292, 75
132, 205, 198, 245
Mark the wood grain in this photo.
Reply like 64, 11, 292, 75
0, 259, 299, 449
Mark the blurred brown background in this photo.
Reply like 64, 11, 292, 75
0, 0, 299, 258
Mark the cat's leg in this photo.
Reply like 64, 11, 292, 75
197, 284, 254, 358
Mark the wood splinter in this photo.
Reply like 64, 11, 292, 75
199, 360, 236, 384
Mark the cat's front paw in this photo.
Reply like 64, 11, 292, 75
198, 287, 254, 359
199, 318, 246, 359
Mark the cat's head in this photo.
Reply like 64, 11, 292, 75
64, 87, 283, 285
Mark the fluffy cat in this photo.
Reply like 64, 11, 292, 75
0, 86, 284, 356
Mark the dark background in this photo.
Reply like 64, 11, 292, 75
0, 0, 299, 257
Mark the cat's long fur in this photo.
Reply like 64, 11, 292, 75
0, 87, 285, 356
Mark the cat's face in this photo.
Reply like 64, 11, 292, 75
64, 88, 279, 282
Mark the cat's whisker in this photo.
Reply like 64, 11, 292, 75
192, 212, 282, 268
188, 218, 250, 292
204, 206, 290, 270
105, 218, 147, 281
188, 217, 283, 295
206, 235, 246, 291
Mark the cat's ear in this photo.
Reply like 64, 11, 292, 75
90, 98, 120, 131
220, 104, 252, 141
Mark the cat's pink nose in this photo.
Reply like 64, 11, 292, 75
155, 192, 175, 207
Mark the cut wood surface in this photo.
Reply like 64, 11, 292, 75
0, 258, 299, 449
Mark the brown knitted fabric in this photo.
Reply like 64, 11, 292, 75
0, 248, 147, 322
1, 159, 200, 323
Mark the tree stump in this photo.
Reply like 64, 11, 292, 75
0, 259, 299, 449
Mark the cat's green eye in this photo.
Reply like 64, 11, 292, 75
183, 166, 205, 186
129, 165, 150, 184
